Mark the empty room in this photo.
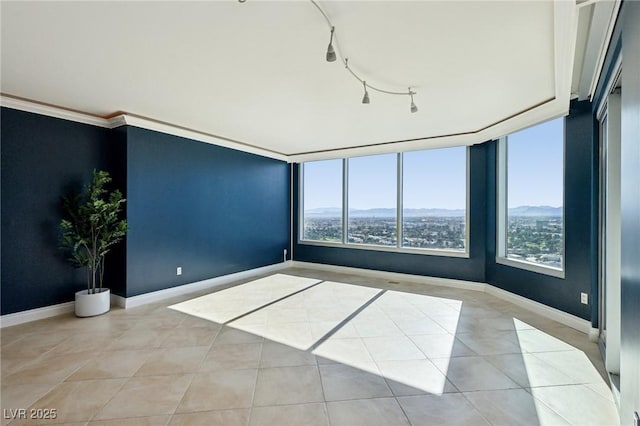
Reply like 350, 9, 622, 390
1, 1, 639, 425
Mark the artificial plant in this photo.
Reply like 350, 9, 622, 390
59, 170, 128, 294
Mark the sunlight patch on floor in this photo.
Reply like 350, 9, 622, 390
169, 274, 321, 324
169, 273, 612, 406
169, 273, 461, 393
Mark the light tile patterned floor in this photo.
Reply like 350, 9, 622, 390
1, 268, 620, 425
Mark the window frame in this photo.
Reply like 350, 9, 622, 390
299, 158, 344, 243
299, 147, 470, 258
495, 120, 566, 278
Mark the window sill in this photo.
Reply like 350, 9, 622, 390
495, 256, 565, 278
298, 239, 469, 258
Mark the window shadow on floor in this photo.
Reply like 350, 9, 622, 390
166, 270, 619, 425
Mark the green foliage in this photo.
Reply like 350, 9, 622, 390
59, 170, 128, 294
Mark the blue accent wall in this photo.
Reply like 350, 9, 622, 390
124, 126, 290, 297
1, 108, 290, 313
485, 100, 597, 320
293, 144, 488, 283
1, 108, 127, 315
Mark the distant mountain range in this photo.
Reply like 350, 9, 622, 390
305, 205, 562, 218
507, 205, 563, 217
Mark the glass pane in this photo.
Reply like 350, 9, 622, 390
347, 153, 397, 246
507, 117, 564, 268
303, 159, 342, 242
402, 147, 466, 250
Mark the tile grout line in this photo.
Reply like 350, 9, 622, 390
314, 344, 332, 426
11, 346, 110, 422
166, 322, 222, 424
367, 296, 441, 426
78, 368, 130, 424
246, 336, 266, 426
457, 390, 494, 425
520, 386, 576, 426
87, 317, 217, 423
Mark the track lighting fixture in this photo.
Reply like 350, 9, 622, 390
312, 1, 419, 113
326, 27, 336, 62
362, 81, 370, 104
240, 0, 419, 113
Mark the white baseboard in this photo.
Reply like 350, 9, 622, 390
290, 261, 487, 291
1, 261, 292, 327
1, 260, 591, 336
119, 261, 292, 309
0, 302, 75, 328
484, 285, 592, 334
111, 294, 127, 309
291, 261, 591, 334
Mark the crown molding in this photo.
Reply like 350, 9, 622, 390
119, 114, 288, 162
1, 94, 110, 128
1, 95, 289, 162
107, 115, 128, 129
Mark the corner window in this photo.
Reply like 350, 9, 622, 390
497, 117, 565, 276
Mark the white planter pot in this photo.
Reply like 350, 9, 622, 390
75, 288, 110, 317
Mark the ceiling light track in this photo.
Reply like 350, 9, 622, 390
239, 0, 419, 113
311, 0, 419, 113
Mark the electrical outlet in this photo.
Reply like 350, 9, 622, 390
581, 292, 588, 305
177, 267, 182, 276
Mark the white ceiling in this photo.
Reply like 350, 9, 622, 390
1, 1, 580, 161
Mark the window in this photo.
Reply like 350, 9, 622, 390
497, 117, 564, 276
347, 153, 397, 246
302, 159, 342, 242
300, 147, 469, 256
402, 147, 467, 251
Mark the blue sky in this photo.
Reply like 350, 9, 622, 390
303, 159, 342, 210
507, 117, 563, 208
303, 117, 563, 210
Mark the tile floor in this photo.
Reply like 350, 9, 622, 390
1, 268, 620, 425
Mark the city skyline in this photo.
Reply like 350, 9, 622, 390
303, 204, 563, 213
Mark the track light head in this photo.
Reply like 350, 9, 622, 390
362, 81, 370, 104
409, 89, 418, 113
326, 44, 336, 62
326, 27, 336, 62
